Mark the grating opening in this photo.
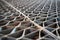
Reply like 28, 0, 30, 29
8, 30, 23, 38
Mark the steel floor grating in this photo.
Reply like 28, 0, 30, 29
0, 0, 60, 40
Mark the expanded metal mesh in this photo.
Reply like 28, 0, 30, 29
0, 0, 60, 40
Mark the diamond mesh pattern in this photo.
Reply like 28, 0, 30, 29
0, 0, 60, 40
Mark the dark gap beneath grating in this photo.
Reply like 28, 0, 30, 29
25, 28, 36, 35
13, 12, 20, 17
13, 13, 19, 17
39, 23, 43, 27
15, 27, 22, 31
1, 37, 16, 40
33, 11, 39, 14
25, 31, 39, 40
29, 14, 37, 18
47, 15, 57, 20
19, 38, 32, 40
57, 17, 60, 21
0, 16, 5, 20
20, 21, 32, 29
52, 30, 57, 36
41, 15, 47, 17
8, 21, 20, 26
40, 12, 48, 15
1, 26, 13, 31
6, 16, 15, 21
1, 37, 9, 40
34, 20, 42, 25
16, 16, 24, 21
46, 27, 54, 32
48, 13, 56, 16
47, 23, 58, 28
44, 35, 55, 40
0, 20, 8, 26
0, 34, 3, 37
36, 17, 40, 20
25, 11, 31, 13
0, 27, 22, 35
44, 19, 56, 26
8, 30, 23, 38
30, 17, 35, 21
0, 28, 13, 35
40, 18, 46, 22
57, 29, 60, 36
40, 30, 47, 37
50, 9, 56, 12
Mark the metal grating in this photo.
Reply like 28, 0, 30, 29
0, 0, 60, 40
